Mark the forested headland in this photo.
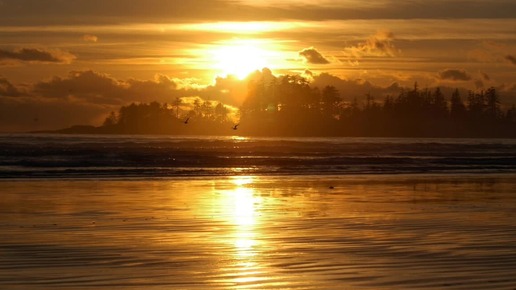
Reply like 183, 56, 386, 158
57, 74, 516, 138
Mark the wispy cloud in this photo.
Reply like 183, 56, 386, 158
0, 48, 75, 64
345, 31, 399, 60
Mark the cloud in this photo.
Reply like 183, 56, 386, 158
0, 96, 109, 132
171, 77, 207, 90
177, 95, 239, 121
310, 72, 400, 101
468, 42, 515, 67
82, 34, 98, 42
1, 0, 515, 27
125, 74, 180, 102
468, 48, 494, 63
345, 30, 399, 59
474, 79, 484, 89
31, 69, 251, 108
299, 47, 330, 64
0, 48, 76, 64
33, 70, 188, 106
505, 55, 516, 65
202, 74, 248, 106
34, 70, 127, 105
437, 69, 472, 81
2, 69, 244, 131
474, 71, 492, 89
4, 68, 516, 132
0, 77, 24, 97
301, 69, 314, 81
26, 69, 249, 128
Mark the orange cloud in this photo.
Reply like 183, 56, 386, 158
1, 70, 246, 131
31, 70, 248, 107
299, 47, 330, 64
82, 34, 98, 42
345, 30, 399, 59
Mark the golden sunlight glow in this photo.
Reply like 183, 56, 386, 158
226, 177, 262, 252
231, 136, 248, 142
232, 176, 254, 187
232, 187, 257, 227
182, 21, 299, 34
211, 39, 277, 79
226, 177, 266, 285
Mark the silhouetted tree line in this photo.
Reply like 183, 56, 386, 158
238, 75, 515, 137
98, 100, 234, 135
87, 75, 515, 137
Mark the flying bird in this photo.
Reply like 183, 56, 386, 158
232, 124, 239, 130
183, 117, 190, 124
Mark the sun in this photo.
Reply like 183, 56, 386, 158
211, 39, 274, 79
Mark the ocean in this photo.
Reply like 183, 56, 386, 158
1, 134, 515, 178
1, 134, 516, 289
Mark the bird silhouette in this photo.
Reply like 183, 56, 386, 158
184, 117, 190, 124
232, 124, 239, 130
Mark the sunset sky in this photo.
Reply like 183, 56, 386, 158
0, 0, 515, 132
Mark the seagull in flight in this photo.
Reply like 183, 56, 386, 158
184, 117, 190, 124
232, 124, 239, 130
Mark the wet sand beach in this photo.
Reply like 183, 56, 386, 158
1, 174, 516, 289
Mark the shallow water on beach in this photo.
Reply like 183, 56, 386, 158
1, 174, 516, 289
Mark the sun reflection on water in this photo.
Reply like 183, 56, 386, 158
229, 177, 260, 252
233, 188, 257, 227
225, 176, 265, 285
231, 136, 248, 142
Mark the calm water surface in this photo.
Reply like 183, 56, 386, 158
1, 175, 516, 289
1, 134, 516, 177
